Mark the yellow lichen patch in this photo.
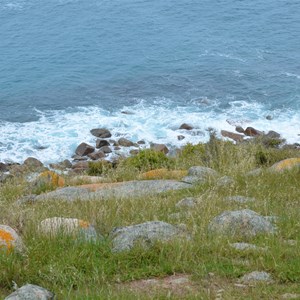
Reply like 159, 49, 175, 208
79, 220, 90, 228
271, 158, 300, 171
139, 169, 188, 180
0, 229, 14, 252
38, 171, 65, 187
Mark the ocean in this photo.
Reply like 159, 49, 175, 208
0, 0, 299, 164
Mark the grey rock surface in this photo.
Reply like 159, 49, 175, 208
224, 196, 256, 203
239, 271, 273, 283
182, 166, 219, 184
35, 180, 191, 202
110, 221, 187, 252
175, 197, 197, 208
230, 242, 267, 251
4, 284, 54, 300
208, 209, 276, 237
216, 176, 235, 187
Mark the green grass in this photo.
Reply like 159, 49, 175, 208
0, 138, 300, 299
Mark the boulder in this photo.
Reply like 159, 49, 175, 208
235, 126, 244, 133
118, 138, 135, 147
182, 166, 219, 184
23, 157, 44, 169
96, 139, 110, 149
150, 143, 169, 154
179, 123, 193, 130
244, 127, 263, 136
49, 159, 72, 170
216, 176, 235, 187
177, 135, 185, 141
208, 209, 276, 237
4, 284, 54, 300
39, 217, 101, 242
221, 130, 244, 142
90, 128, 112, 138
270, 158, 300, 172
33, 171, 65, 189
110, 221, 188, 252
265, 130, 280, 139
239, 271, 273, 284
0, 225, 24, 253
87, 151, 105, 160
175, 197, 197, 208
75, 142, 95, 156
99, 146, 112, 154
71, 161, 89, 172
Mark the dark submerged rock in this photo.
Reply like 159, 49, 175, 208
96, 139, 110, 148
179, 123, 193, 130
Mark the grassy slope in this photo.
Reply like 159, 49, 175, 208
0, 138, 300, 299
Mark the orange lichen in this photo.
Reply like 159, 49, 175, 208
0, 229, 14, 253
38, 171, 65, 187
140, 169, 188, 180
79, 220, 90, 228
272, 158, 300, 171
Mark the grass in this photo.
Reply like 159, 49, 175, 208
0, 137, 300, 299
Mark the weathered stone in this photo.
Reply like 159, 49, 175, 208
179, 123, 193, 130
216, 176, 235, 187
72, 161, 89, 170
235, 126, 244, 133
281, 293, 300, 299
23, 157, 44, 169
150, 143, 169, 154
0, 225, 24, 253
140, 169, 188, 180
224, 196, 255, 203
177, 135, 185, 141
239, 271, 273, 284
182, 166, 219, 184
39, 217, 101, 242
244, 127, 263, 136
130, 149, 139, 155
118, 138, 135, 147
175, 197, 197, 208
110, 221, 188, 252
87, 151, 105, 160
72, 155, 87, 161
15, 194, 37, 205
75, 142, 95, 156
90, 128, 112, 138
33, 171, 65, 189
0, 173, 13, 183
265, 130, 280, 139
270, 158, 300, 172
96, 139, 110, 148
4, 284, 54, 300
246, 168, 263, 176
137, 140, 146, 145
208, 209, 276, 237
114, 146, 121, 150
99, 146, 112, 153
49, 159, 72, 170
0, 162, 8, 172
230, 242, 267, 251
221, 130, 244, 142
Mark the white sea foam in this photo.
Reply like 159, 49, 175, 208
285, 72, 300, 80
0, 100, 299, 165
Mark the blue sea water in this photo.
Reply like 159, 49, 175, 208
0, 0, 299, 163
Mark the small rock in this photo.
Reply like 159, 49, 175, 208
230, 242, 267, 251
49, 159, 72, 170
72, 155, 87, 161
239, 271, 273, 284
246, 168, 263, 176
4, 284, 54, 300
99, 146, 112, 154
0, 162, 8, 172
175, 197, 197, 208
266, 115, 273, 120
110, 221, 188, 252
177, 135, 185, 141
15, 194, 37, 205
244, 127, 263, 136
130, 149, 139, 155
270, 158, 300, 172
179, 123, 193, 130
208, 209, 276, 237
137, 140, 146, 145
150, 143, 169, 154
90, 128, 112, 138
0, 225, 24, 253
72, 161, 89, 171
75, 142, 95, 156
281, 293, 300, 299
224, 196, 255, 203
216, 176, 235, 187
39, 217, 101, 242
87, 151, 106, 160
23, 157, 44, 169
235, 126, 245, 133
182, 166, 219, 184
96, 139, 110, 148
0, 173, 13, 183
221, 130, 244, 142
114, 146, 121, 150
118, 138, 135, 147
265, 130, 281, 139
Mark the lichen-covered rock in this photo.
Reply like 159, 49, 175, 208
34, 171, 65, 189
4, 284, 54, 300
0, 225, 24, 253
140, 169, 188, 180
39, 217, 101, 242
224, 196, 256, 203
270, 158, 300, 172
216, 176, 235, 187
110, 221, 188, 252
175, 197, 197, 208
208, 209, 276, 237
239, 271, 273, 284
182, 166, 219, 184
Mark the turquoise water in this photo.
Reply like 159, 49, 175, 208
0, 0, 299, 163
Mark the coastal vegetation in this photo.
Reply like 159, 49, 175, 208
0, 135, 299, 299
